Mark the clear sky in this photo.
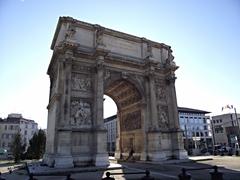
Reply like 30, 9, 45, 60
0, 0, 239, 129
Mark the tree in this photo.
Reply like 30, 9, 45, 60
26, 129, 46, 159
10, 132, 25, 163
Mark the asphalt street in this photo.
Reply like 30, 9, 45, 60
0, 156, 239, 180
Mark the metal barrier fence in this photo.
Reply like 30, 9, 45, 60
25, 163, 223, 180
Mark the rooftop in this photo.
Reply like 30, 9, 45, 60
178, 107, 210, 114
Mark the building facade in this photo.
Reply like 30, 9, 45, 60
178, 107, 212, 154
0, 113, 38, 152
104, 115, 117, 155
212, 113, 240, 148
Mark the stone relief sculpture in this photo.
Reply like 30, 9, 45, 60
157, 106, 169, 129
166, 52, 176, 67
156, 86, 167, 102
65, 24, 76, 40
95, 25, 105, 47
146, 41, 153, 58
71, 73, 91, 91
104, 70, 111, 80
121, 110, 141, 131
70, 100, 92, 127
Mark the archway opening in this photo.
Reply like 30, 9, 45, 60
104, 79, 143, 160
104, 95, 117, 156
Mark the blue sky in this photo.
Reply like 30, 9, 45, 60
0, 0, 239, 128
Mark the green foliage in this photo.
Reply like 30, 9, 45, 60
26, 129, 46, 159
10, 132, 25, 163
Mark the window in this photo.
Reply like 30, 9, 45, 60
204, 125, 207, 130
196, 132, 199, 137
205, 132, 208, 136
10, 125, 13, 130
32, 124, 35, 128
5, 125, 7, 130
203, 119, 206, 123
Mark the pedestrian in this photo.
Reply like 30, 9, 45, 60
102, 172, 115, 180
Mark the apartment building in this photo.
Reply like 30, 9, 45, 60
104, 115, 117, 155
0, 113, 38, 152
212, 113, 240, 148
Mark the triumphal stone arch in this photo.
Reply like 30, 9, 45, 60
44, 16, 187, 168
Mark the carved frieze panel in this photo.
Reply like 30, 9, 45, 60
157, 105, 169, 129
70, 99, 92, 127
155, 78, 167, 103
121, 110, 141, 131
72, 64, 92, 73
71, 73, 91, 91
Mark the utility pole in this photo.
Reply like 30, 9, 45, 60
234, 107, 240, 151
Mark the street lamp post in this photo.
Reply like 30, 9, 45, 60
233, 107, 240, 153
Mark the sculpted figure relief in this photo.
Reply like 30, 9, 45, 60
71, 73, 91, 91
95, 25, 105, 47
146, 41, 153, 58
157, 106, 169, 129
121, 110, 141, 131
156, 86, 167, 102
65, 24, 76, 40
70, 100, 92, 127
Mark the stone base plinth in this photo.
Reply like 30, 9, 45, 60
148, 152, 168, 161
43, 154, 55, 167
72, 154, 92, 166
114, 151, 121, 160
54, 155, 74, 168
94, 153, 109, 166
173, 149, 188, 160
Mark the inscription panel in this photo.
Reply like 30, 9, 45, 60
104, 35, 142, 58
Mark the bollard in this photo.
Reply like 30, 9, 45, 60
66, 174, 74, 180
210, 166, 223, 180
28, 173, 37, 180
141, 170, 155, 180
178, 168, 191, 180
236, 150, 239, 156
102, 172, 115, 180
0, 172, 6, 180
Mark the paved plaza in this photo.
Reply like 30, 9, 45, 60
0, 156, 240, 180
